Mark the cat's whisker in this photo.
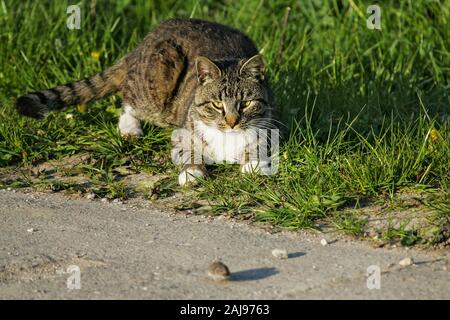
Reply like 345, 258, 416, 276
249, 119, 282, 128
254, 117, 285, 125
251, 119, 286, 129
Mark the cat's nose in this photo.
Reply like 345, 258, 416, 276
225, 113, 239, 128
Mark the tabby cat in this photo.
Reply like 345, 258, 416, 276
16, 18, 278, 185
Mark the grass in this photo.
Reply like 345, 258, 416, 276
0, 0, 449, 246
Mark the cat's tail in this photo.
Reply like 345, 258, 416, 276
16, 59, 127, 119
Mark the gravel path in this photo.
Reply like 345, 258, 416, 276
0, 189, 448, 299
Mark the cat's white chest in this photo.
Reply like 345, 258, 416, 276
195, 121, 253, 163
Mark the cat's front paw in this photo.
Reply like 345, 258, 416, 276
240, 161, 272, 175
178, 166, 206, 186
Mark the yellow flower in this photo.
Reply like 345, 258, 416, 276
77, 104, 87, 113
91, 51, 101, 61
430, 129, 440, 143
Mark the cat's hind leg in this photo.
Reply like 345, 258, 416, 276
119, 103, 143, 139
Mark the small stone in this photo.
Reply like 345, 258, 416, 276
207, 261, 230, 281
272, 249, 289, 259
366, 229, 379, 239
101, 198, 108, 203
6, 187, 12, 191
320, 238, 328, 246
112, 198, 123, 205
75, 252, 87, 258
86, 193, 96, 200
150, 194, 158, 200
195, 205, 213, 214
399, 257, 414, 267
27, 228, 36, 233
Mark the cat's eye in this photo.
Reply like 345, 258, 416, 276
241, 100, 253, 109
211, 101, 223, 111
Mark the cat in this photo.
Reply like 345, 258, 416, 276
15, 18, 278, 185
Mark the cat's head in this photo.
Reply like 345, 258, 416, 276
192, 55, 274, 131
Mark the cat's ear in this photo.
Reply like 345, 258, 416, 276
196, 56, 221, 85
239, 55, 265, 81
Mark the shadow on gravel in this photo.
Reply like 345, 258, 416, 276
288, 252, 305, 259
231, 267, 278, 282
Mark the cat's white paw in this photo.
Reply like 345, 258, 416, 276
119, 104, 143, 138
241, 161, 272, 175
178, 167, 206, 186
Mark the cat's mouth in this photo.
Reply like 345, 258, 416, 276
222, 127, 242, 133
218, 124, 244, 133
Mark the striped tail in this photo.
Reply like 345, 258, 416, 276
16, 60, 127, 119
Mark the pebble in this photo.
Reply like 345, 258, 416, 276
367, 229, 378, 238
27, 228, 36, 233
101, 198, 108, 203
207, 261, 230, 281
399, 257, 414, 267
86, 193, 96, 200
112, 198, 123, 205
320, 239, 328, 246
272, 248, 289, 259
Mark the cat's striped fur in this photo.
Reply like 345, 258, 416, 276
16, 59, 127, 119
